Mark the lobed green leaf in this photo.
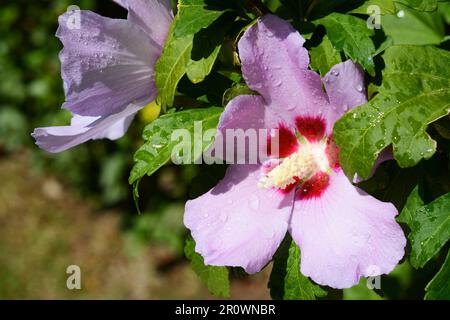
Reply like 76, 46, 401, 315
316, 13, 376, 75
425, 250, 450, 300
129, 107, 223, 188
185, 237, 230, 297
269, 236, 327, 300
334, 45, 450, 179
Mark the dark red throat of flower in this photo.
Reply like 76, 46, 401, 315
263, 116, 340, 200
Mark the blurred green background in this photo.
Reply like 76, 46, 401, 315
0, 0, 445, 300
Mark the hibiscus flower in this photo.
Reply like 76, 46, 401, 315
32, 0, 173, 152
184, 14, 406, 289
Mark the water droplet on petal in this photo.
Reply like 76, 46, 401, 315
273, 79, 282, 87
219, 212, 228, 222
356, 85, 363, 92
286, 104, 296, 111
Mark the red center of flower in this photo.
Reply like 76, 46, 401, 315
262, 116, 340, 200
298, 171, 330, 199
267, 124, 299, 158
295, 116, 326, 142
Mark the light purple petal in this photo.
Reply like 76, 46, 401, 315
184, 165, 293, 273
32, 104, 140, 153
323, 60, 367, 130
211, 94, 282, 163
290, 170, 406, 289
125, 0, 173, 47
238, 14, 329, 126
112, 0, 127, 8
58, 10, 160, 117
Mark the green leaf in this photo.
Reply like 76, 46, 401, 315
350, 0, 396, 15
397, 185, 424, 225
343, 279, 384, 300
334, 46, 450, 179
187, 46, 221, 84
409, 192, 450, 268
395, 0, 438, 11
173, 0, 230, 37
129, 107, 223, 187
222, 83, 256, 106
439, 1, 450, 24
269, 236, 327, 300
382, 4, 445, 45
309, 35, 342, 77
186, 13, 234, 84
372, 36, 394, 57
156, 0, 232, 107
316, 13, 376, 76
185, 237, 230, 297
156, 33, 193, 108
425, 250, 450, 300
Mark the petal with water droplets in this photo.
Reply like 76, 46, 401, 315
184, 165, 293, 273
323, 60, 367, 131
238, 14, 329, 126
290, 170, 406, 288
58, 10, 161, 117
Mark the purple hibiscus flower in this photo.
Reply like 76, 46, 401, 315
32, 0, 173, 153
184, 15, 406, 289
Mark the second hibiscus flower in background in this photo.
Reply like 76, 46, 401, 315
32, 0, 173, 153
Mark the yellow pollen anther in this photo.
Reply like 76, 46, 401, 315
261, 142, 329, 190
267, 149, 315, 189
